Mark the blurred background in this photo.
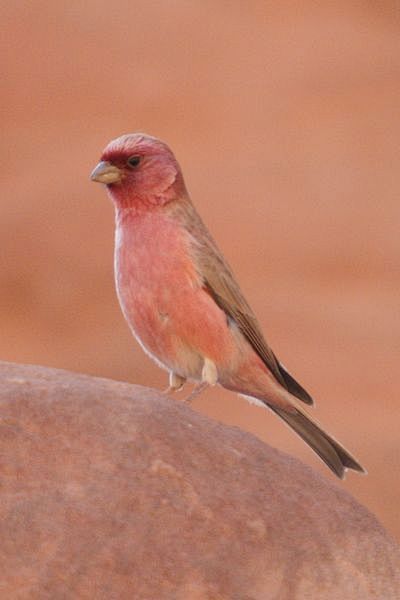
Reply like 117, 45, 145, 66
1, 2, 399, 540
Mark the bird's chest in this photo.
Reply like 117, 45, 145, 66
114, 210, 200, 359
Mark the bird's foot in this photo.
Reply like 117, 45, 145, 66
184, 382, 209, 404
163, 372, 186, 395
183, 358, 218, 403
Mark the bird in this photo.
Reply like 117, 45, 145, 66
91, 133, 365, 479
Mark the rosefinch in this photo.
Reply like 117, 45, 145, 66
91, 133, 365, 479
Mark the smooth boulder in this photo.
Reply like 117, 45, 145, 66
0, 361, 399, 599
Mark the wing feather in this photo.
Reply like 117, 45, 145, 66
171, 199, 313, 405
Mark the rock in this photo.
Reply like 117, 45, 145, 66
0, 361, 399, 599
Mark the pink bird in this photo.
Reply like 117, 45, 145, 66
91, 133, 365, 479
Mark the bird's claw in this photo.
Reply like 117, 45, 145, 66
183, 382, 209, 404
163, 372, 186, 395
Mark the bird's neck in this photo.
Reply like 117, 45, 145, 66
107, 169, 188, 213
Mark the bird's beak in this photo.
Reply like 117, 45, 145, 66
90, 161, 122, 184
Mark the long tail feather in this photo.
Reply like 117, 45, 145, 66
268, 404, 365, 479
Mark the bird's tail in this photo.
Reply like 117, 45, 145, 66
268, 404, 365, 479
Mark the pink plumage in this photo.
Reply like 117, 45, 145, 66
91, 132, 365, 479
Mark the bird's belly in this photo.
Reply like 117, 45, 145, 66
118, 280, 205, 379
114, 215, 236, 380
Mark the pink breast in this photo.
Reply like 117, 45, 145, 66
114, 210, 199, 368
114, 208, 239, 378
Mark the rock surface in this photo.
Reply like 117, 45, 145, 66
0, 361, 399, 599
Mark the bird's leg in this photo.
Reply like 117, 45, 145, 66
184, 357, 218, 404
163, 372, 186, 394
184, 381, 208, 403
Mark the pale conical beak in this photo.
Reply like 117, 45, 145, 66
90, 161, 122, 184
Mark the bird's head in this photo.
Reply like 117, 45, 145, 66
91, 133, 185, 209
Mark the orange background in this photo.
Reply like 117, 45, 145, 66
2, 3, 399, 540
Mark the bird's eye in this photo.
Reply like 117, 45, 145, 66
127, 155, 141, 168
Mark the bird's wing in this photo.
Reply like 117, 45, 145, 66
201, 251, 286, 387
180, 203, 313, 405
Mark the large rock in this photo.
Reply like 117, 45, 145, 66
0, 361, 399, 599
